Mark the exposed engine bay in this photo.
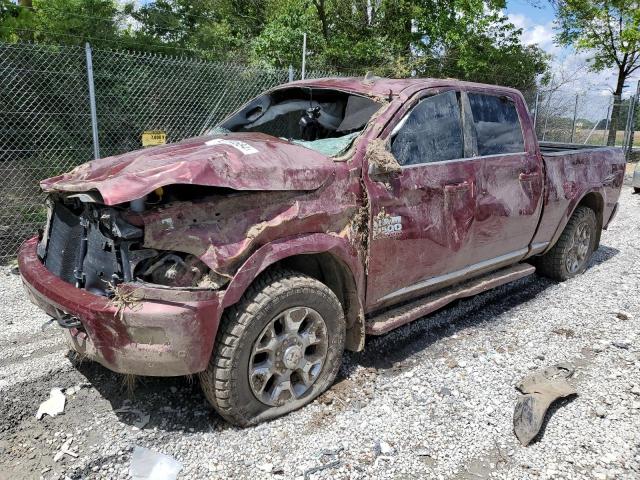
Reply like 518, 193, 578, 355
38, 193, 227, 296
217, 87, 382, 155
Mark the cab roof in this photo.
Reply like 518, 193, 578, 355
284, 76, 523, 99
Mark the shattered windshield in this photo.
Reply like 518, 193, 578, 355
214, 87, 382, 157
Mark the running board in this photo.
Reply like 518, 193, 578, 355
365, 263, 535, 335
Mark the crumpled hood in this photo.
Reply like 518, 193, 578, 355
40, 132, 336, 205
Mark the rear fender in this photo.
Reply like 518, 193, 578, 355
543, 188, 605, 254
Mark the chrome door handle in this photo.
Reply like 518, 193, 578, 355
518, 172, 539, 182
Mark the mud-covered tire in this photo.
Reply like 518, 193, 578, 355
535, 206, 598, 281
199, 269, 345, 426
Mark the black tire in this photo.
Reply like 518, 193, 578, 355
199, 269, 345, 426
634, 187, 640, 194
536, 206, 598, 281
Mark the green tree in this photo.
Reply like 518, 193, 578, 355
554, 0, 640, 145
250, 0, 548, 89
123, 0, 269, 61
1, 0, 549, 88
0, 0, 122, 47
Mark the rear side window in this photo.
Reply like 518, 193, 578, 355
467, 93, 524, 156
391, 91, 463, 166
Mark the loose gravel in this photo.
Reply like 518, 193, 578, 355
1, 186, 639, 480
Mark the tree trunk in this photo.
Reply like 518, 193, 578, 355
312, 0, 329, 42
607, 67, 626, 146
18, 0, 33, 42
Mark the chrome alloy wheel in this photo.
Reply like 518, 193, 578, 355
566, 221, 591, 274
249, 306, 329, 406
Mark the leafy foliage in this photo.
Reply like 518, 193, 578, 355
554, 0, 639, 143
555, 0, 640, 88
0, 0, 549, 87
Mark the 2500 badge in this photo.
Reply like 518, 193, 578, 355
373, 210, 403, 239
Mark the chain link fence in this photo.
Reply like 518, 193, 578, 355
1, 40, 638, 262
527, 86, 640, 156
0, 41, 339, 261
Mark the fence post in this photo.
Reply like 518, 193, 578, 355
85, 42, 100, 159
623, 92, 637, 161
627, 80, 640, 161
570, 94, 579, 143
603, 99, 612, 145
301, 33, 307, 80
288, 64, 294, 83
622, 95, 633, 158
541, 90, 552, 142
532, 90, 540, 130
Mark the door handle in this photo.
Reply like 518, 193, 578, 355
444, 181, 470, 193
519, 172, 539, 182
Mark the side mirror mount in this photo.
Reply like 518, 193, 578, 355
365, 140, 402, 179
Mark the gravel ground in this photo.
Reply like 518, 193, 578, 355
1, 186, 639, 480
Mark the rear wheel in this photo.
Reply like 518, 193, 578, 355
199, 269, 345, 426
536, 206, 597, 281
634, 187, 640, 194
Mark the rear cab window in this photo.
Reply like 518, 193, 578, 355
467, 93, 525, 156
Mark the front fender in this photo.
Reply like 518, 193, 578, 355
221, 233, 365, 309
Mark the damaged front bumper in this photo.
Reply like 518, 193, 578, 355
19, 237, 224, 376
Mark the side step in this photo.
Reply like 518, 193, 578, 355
365, 263, 535, 335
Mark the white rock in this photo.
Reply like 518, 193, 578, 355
36, 388, 66, 420
379, 441, 395, 455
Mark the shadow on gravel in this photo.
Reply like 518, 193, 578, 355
588, 244, 619, 268
350, 244, 619, 376
68, 356, 227, 433
526, 395, 578, 446
351, 276, 555, 375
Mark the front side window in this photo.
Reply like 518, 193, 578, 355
467, 93, 524, 156
390, 91, 464, 166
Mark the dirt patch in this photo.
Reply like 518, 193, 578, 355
365, 139, 401, 174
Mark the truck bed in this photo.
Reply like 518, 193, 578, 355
538, 141, 613, 155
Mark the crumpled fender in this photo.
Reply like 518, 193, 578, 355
220, 233, 367, 352
221, 233, 364, 308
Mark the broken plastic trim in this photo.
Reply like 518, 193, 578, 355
132, 250, 229, 290
513, 363, 577, 446
56, 313, 83, 329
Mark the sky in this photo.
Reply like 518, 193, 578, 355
504, 0, 639, 98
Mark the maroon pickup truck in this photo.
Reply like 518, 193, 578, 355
19, 77, 624, 426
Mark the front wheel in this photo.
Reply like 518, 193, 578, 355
200, 269, 345, 426
535, 206, 597, 281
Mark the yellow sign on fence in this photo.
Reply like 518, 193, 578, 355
142, 130, 166, 147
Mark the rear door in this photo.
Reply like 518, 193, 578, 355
462, 89, 543, 261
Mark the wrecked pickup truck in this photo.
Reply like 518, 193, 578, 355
19, 77, 624, 426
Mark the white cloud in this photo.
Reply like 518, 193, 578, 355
506, 12, 639, 96
507, 13, 559, 54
